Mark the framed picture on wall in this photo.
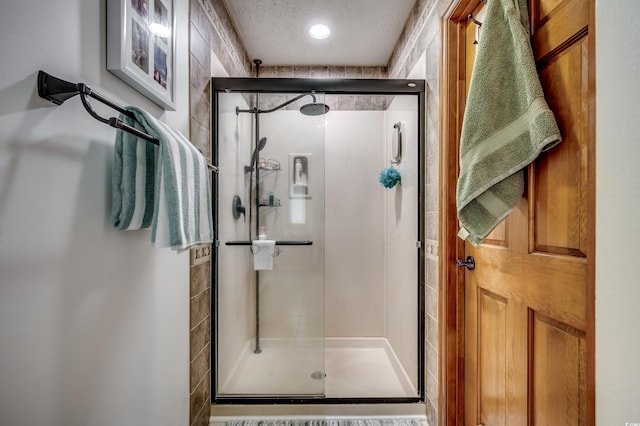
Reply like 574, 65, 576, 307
107, 0, 175, 110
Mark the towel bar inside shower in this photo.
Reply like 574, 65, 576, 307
225, 240, 313, 246
36, 70, 218, 172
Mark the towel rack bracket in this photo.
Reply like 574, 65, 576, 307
37, 70, 80, 106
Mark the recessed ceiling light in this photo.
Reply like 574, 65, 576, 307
309, 24, 331, 40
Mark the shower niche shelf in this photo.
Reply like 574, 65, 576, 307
245, 159, 281, 173
244, 165, 281, 175
257, 160, 281, 171
289, 153, 311, 199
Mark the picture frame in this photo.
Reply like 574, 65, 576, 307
107, 0, 176, 110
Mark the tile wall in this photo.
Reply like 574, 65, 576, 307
388, 0, 449, 424
188, 0, 449, 424
188, 0, 251, 425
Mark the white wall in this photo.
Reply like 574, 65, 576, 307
596, 2, 640, 424
0, 1, 191, 425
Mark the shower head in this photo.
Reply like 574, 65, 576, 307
299, 102, 330, 116
250, 136, 268, 169
257, 136, 267, 151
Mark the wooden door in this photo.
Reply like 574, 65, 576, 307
455, 0, 593, 425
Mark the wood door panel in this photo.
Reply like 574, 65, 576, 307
478, 289, 508, 426
532, 0, 588, 63
484, 221, 508, 247
531, 312, 587, 425
538, 0, 564, 23
473, 253, 586, 330
532, 35, 589, 256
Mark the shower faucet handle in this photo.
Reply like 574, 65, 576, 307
232, 195, 246, 221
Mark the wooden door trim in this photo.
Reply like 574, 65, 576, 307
438, 0, 596, 424
439, 1, 471, 425
586, 0, 596, 422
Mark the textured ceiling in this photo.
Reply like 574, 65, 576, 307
222, 0, 417, 67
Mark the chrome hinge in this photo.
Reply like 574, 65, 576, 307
416, 241, 422, 248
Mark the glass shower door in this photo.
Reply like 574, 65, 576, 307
215, 91, 326, 398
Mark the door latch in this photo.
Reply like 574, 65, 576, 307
456, 256, 475, 270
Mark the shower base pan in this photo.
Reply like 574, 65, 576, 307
218, 337, 417, 399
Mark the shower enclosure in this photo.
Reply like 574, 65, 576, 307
211, 77, 425, 404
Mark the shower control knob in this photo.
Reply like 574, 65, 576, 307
456, 256, 475, 271
232, 195, 246, 221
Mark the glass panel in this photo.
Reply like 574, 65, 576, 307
216, 91, 326, 396
214, 87, 422, 401
381, 95, 419, 397
323, 94, 419, 398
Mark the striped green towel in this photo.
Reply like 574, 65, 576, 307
111, 106, 213, 251
111, 112, 156, 230
456, 0, 561, 246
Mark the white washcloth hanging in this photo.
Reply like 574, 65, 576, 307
252, 240, 276, 270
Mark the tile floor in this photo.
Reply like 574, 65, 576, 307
214, 417, 428, 426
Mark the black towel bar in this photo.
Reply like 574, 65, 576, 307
37, 70, 218, 172
225, 240, 313, 246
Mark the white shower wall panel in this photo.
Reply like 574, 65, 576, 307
384, 95, 420, 388
324, 111, 386, 338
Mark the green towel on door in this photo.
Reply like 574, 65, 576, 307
456, 0, 562, 245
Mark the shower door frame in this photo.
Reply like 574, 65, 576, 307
210, 77, 426, 405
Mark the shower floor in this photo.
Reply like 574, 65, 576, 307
219, 337, 417, 398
